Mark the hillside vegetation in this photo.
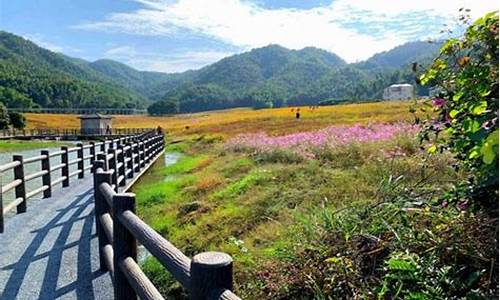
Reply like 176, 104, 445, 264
0, 30, 440, 112
0, 31, 146, 109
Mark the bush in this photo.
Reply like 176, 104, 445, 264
8, 112, 26, 129
0, 102, 10, 129
148, 99, 179, 116
418, 11, 499, 205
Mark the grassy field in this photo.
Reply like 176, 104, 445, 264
25, 101, 497, 298
25, 101, 415, 137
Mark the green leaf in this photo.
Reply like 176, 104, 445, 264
427, 145, 437, 154
449, 109, 460, 118
471, 101, 488, 115
452, 91, 464, 101
480, 130, 499, 164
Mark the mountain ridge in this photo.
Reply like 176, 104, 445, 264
0, 31, 441, 112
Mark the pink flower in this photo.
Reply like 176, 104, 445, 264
432, 98, 446, 108
225, 123, 419, 160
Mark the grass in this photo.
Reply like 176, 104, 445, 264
0, 139, 69, 152
132, 130, 496, 298
24, 101, 497, 298
25, 101, 417, 138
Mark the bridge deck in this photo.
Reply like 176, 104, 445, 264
0, 177, 113, 300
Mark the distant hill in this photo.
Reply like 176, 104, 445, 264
0, 31, 147, 109
0, 31, 441, 113
357, 41, 442, 71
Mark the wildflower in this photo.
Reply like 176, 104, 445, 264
432, 98, 446, 108
457, 201, 469, 211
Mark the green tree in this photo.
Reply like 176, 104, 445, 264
148, 99, 179, 116
419, 11, 499, 204
0, 102, 10, 129
8, 111, 26, 129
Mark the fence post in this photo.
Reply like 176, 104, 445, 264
61, 146, 70, 187
77, 143, 84, 179
112, 193, 137, 300
41, 150, 52, 198
0, 177, 3, 233
126, 143, 134, 179
133, 143, 140, 173
94, 162, 112, 271
108, 148, 118, 192
140, 141, 146, 168
117, 145, 126, 187
13, 155, 27, 213
190, 252, 234, 300
90, 142, 96, 173
97, 153, 108, 171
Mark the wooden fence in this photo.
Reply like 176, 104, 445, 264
93, 137, 241, 299
0, 128, 153, 139
0, 130, 156, 233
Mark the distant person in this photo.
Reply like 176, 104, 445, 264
157, 126, 163, 134
106, 125, 111, 135
296, 108, 301, 119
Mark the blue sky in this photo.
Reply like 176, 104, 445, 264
1, 0, 497, 73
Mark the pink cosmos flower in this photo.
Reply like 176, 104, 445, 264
432, 98, 446, 108
225, 123, 419, 160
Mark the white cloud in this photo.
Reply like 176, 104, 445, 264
23, 33, 82, 54
75, 0, 498, 63
104, 45, 233, 72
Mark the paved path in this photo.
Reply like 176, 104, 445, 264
0, 177, 113, 300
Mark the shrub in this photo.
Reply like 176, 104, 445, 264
148, 99, 179, 116
418, 11, 499, 205
8, 111, 26, 129
0, 102, 10, 129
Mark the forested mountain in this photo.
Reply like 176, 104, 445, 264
357, 41, 442, 71
0, 31, 147, 109
0, 30, 441, 113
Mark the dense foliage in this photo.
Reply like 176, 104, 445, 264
0, 31, 146, 109
0, 31, 440, 114
419, 11, 499, 206
154, 43, 440, 113
148, 99, 179, 116
8, 111, 26, 129
0, 102, 9, 129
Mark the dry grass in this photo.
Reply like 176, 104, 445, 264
25, 101, 415, 138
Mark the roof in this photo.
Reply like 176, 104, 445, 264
79, 113, 113, 120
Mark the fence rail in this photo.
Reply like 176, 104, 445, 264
0, 130, 156, 233
93, 136, 241, 300
0, 128, 153, 138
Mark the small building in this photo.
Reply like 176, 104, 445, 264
383, 84, 415, 100
79, 114, 113, 135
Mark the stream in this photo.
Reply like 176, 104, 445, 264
136, 151, 182, 264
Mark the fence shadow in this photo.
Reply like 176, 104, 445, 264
1, 189, 107, 299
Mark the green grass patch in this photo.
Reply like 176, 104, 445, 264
0, 139, 69, 152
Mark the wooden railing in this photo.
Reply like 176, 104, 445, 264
0, 130, 156, 233
0, 128, 153, 138
93, 136, 241, 299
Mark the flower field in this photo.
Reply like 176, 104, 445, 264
226, 123, 419, 159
